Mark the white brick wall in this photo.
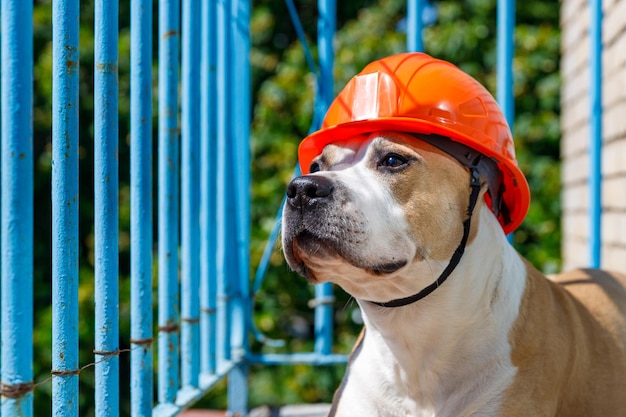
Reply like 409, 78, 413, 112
561, 0, 626, 270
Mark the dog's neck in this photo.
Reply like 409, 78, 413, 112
355, 207, 527, 415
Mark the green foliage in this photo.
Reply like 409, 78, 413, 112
29, 0, 560, 413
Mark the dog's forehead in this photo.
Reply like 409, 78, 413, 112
317, 133, 417, 169
317, 136, 371, 168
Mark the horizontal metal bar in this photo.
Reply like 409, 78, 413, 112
153, 351, 347, 416
247, 353, 349, 366
152, 362, 237, 417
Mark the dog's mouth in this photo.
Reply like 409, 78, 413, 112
365, 259, 408, 275
288, 233, 325, 282
289, 231, 408, 279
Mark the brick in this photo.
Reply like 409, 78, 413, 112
562, 153, 591, 186
605, 34, 626, 75
561, 90, 589, 132
603, 141, 626, 178
562, 64, 590, 104
604, 100, 626, 141
561, 123, 590, 158
602, 244, 626, 271
604, 0, 617, 12
602, 177, 626, 210
562, 208, 590, 237
561, 8, 588, 53
561, 35, 589, 78
604, 0, 626, 45
561, 182, 589, 214
561, 237, 589, 271
601, 210, 626, 245
561, 0, 587, 31
602, 66, 626, 107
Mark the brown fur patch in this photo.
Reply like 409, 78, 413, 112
377, 133, 481, 261
500, 261, 626, 416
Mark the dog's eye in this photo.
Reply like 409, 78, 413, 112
309, 162, 321, 173
380, 153, 408, 169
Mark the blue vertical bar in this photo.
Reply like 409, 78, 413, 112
589, 0, 602, 268
0, 0, 2, 339
317, 0, 335, 113
158, 0, 181, 404
497, 0, 515, 244
94, 0, 120, 415
407, 0, 424, 52
181, 0, 201, 389
496, 0, 515, 128
228, 0, 251, 413
1, 0, 34, 415
51, 0, 80, 416
314, 0, 335, 357
94, 0, 119, 417
200, 0, 218, 376
130, 0, 154, 415
216, 0, 233, 367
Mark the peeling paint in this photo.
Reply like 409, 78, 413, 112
162, 30, 179, 39
95, 62, 118, 73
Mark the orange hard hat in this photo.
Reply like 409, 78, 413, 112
298, 52, 530, 234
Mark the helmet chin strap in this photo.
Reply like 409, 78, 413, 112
368, 134, 500, 308
368, 167, 481, 308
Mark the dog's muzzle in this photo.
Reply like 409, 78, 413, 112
283, 174, 409, 282
282, 174, 343, 280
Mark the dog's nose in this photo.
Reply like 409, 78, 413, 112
286, 175, 333, 209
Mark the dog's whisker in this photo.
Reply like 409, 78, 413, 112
341, 296, 355, 311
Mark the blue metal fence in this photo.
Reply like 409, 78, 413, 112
130, 0, 154, 415
94, 2, 121, 417
0, 0, 592, 416
51, 0, 80, 416
0, 0, 255, 414
2, 1, 34, 416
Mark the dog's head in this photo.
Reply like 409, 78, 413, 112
281, 131, 495, 303
281, 53, 531, 304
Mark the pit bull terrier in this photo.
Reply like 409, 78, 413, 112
282, 130, 626, 417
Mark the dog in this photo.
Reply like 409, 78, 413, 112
282, 130, 626, 416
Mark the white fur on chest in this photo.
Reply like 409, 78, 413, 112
333, 209, 527, 417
